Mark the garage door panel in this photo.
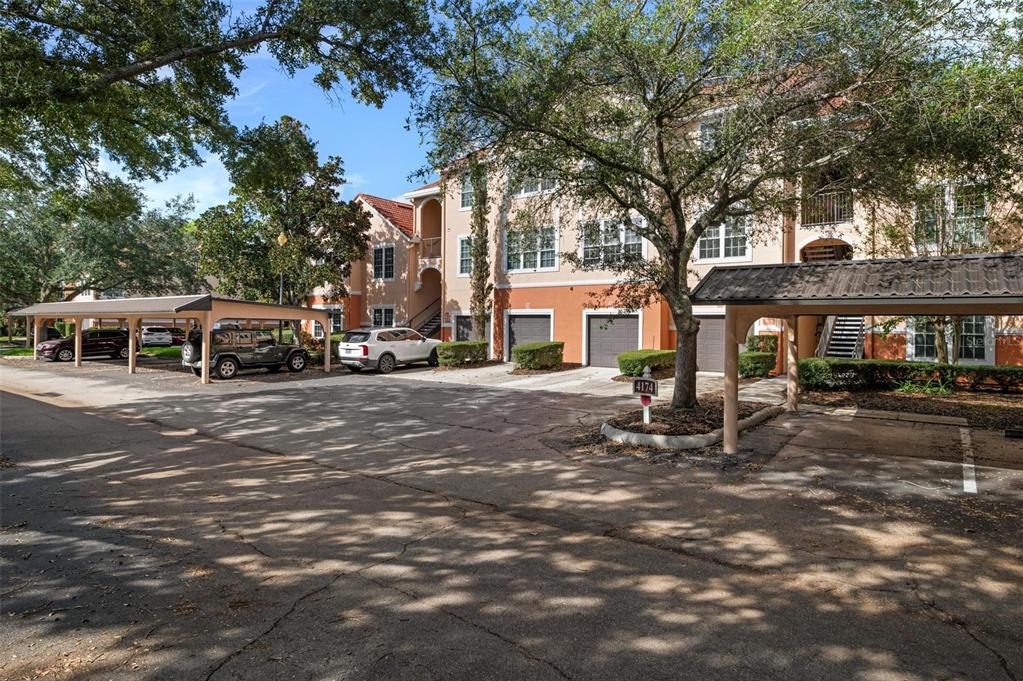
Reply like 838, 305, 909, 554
587, 315, 639, 367
696, 316, 724, 372
508, 315, 551, 356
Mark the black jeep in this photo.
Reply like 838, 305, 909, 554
180, 328, 309, 379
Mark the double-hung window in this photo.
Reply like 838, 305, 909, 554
513, 177, 555, 197
372, 307, 395, 327
582, 218, 643, 267
697, 216, 748, 261
913, 318, 937, 359
958, 315, 986, 360
372, 245, 394, 280
506, 226, 557, 272
915, 182, 988, 250
330, 312, 344, 334
460, 177, 473, 209
458, 236, 472, 275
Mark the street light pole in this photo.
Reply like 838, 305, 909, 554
277, 231, 288, 341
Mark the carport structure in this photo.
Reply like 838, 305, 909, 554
691, 252, 1023, 454
12, 294, 331, 384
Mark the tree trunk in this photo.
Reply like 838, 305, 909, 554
671, 310, 700, 409
949, 317, 961, 365
933, 317, 948, 364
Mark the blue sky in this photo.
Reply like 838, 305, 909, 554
137, 49, 434, 214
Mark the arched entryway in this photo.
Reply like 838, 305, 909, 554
800, 238, 854, 262
410, 267, 442, 337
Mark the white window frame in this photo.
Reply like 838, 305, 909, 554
370, 305, 396, 328
372, 244, 395, 281
694, 216, 751, 264
457, 236, 472, 277
329, 310, 344, 335
460, 176, 473, 211
905, 316, 995, 366
914, 181, 989, 252
312, 321, 325, 340
579, 217, 646, 267
504, 225, 559, 274
511, 176, 556, 198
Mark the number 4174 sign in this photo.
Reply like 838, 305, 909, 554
633, 377, 658, 397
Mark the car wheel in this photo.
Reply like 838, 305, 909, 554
377, 353, 396, 374
427, 349, 439, 367
57, 348, 74, 362
286, 352, 306, 373
215, 357, 238, 380
347, 366, 362, 373
118, 346, 130, 359
266, 364, 283, 373
180, 341, 196, 363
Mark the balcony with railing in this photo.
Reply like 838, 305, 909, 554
801, 191, 854, 227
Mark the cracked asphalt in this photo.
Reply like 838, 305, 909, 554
1, 363, 1022, 681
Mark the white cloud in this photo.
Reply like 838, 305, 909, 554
139, 158, 233, 214
340, 173, 366, 199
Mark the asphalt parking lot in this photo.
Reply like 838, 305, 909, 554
2, 361, 1021, 680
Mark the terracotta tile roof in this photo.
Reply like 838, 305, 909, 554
691, 252, 1023, 305
356, 194, 414, 238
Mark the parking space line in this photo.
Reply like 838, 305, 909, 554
959, 426, 977, 494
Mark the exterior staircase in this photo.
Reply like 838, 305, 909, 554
821, 315, 865, 358
417, 313, 442, 339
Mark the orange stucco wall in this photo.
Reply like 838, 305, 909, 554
864, 332, 906, 360
302, 294, 357, 334
492, 285, 672, 363
996, 334, 1023, 366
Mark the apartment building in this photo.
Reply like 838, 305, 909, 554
395, 173, 1022, 370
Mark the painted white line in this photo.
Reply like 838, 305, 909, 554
959, 426, 977, 495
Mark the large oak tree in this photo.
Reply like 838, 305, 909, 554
418, 0, 1023, 408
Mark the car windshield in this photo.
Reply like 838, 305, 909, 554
342, 331, 371, 343
146, 327, 168, 332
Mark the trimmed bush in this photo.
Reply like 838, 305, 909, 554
617, 349, 675, 376
739, 351, 776, 378
745, 334, 779, 354
437, 340, 488, 366
798, 358, 1023, 392
511, 341, 564, 370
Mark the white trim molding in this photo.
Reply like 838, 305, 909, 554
905, 315, 995, 366
580, 308, 643, 366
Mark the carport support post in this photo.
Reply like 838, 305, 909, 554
32, 317, 41, 359
785, 316, 799, 412
322, 315, 331, 373
73, 317, 83, 367
723, 307, 740, 455
200, 312, 212, 385
127, 316, 138, 374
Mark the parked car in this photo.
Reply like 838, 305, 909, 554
141, 326, 173, 346
180, 328, 309, 379
167, 327, 187, 345
36, 329, 136, 362
337, 327, 441, 373
40, 326, 62, 341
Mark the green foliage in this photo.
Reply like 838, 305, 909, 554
467, 158, 492, 341
196, 117, 370, 306
437, 340, 488, 366
746, 334, 779, 354
739, 351, 775, 378
511, 341, 564, 370
1, 0, 430, 196
0, 187, 204, 309
798, 358, 1023, 393
617, 349, 675, 377
419, 0, 1022, 409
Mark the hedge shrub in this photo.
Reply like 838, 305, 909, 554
511, 341, 564, 370
739, 351, 776, 378
798, 358, 1023, 392
745, 334, 779, 354
617, 349, 675, 376
437, 340, 488, 366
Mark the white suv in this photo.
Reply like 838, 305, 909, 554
141, 326, 173, 346
338, 327, 442, 373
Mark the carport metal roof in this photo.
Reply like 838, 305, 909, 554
690, 252, 1023, 456
12, 294, 332, 384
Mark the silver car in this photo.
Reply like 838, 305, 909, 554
337, 327, 441, 373
141, 326, 173, 346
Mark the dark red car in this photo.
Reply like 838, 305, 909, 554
36, 329, 138, 362
168, 327, 187, 345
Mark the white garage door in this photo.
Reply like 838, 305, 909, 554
696, 316, 725, 373
507, 314, 552, 359
586, 315, 639, 367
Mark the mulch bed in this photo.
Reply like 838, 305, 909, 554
804, 389, 1023, 432
610, 366, 675, 382
607, 394, 770, 436
509, 362, 583, 376
433, 360, 504, 372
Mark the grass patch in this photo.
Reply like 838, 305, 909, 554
143, 346, 181, 358
0, 347, 34, 356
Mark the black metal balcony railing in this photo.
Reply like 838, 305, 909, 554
801, 191, 853, 226
420, 236, 442, 259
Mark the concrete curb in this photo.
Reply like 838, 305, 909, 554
600, 405, 786, 450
